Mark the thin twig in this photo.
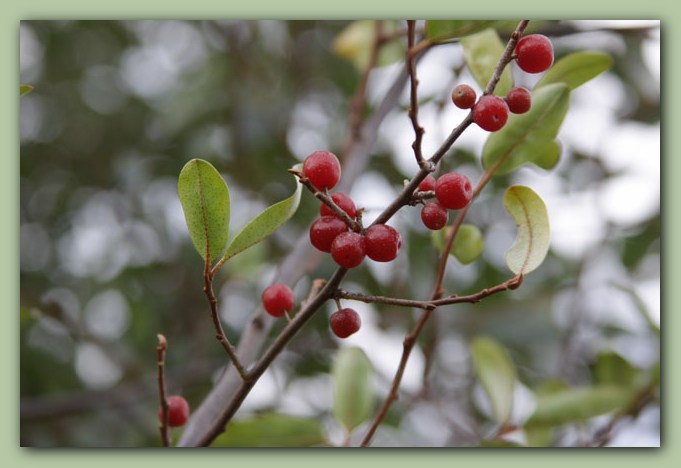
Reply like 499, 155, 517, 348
406, 20, 427, 169
156, 334, 171, 448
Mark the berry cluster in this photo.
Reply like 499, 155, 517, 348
418, 172, 473, 231
451, 34, 554, 133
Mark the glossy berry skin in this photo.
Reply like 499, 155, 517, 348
159, 395, 190, 427
515, 34, 554, 74
303, 150, 341, 191
262, 283, 295, 318
421, 203, 449, 230
506, 87, 532, 114
418, 175, 437, 192
451, 84, 477, 109
330, 231, 366, 269
364, 224, 402, 262
330, 308, 361, 338
473, 95, 509, 132
320, 192, 357, 220
309, 216, 348, 253
435, 173, 473, 210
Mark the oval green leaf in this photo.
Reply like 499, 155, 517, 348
503, 185, 550, 275
333, 20, 405, 71
470, 336, 516, 425
20, 84, 33, 96
482, 83, 570, 175
461, 29, 513, 96
332, 347, 373, 432
177, 159, 230, 262
222, 172, 302, 262
425, 20, 500, 42
211, 413, 326, 447
526, 385, 636, 428
536, 51, 613, 91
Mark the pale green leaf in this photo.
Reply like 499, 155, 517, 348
503, 185, 550, 275
20, 84, 33, 96
333, 20, 405, 71
482, 83, 570, 175
537, 51, 613, 90
526, 386, 637, 428
177, 159, 230, 261
593, 351, 638, 387
461, 29, 513, 96
222, 172, 301, 262
470, 336, 516, 425
332, 347, 373, 432
425, 20, 500, 42
212, 413, 326, 447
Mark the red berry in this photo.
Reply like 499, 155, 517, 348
330, 231, 366, 269
365, 224, 401, 262
506, 87, 532, 114
262, 283, 295, 318
473, 95, 509, 132
159, 395, 190, 427
451, 84, 477, 109
303, 150, 341, 191
320, 192, 357, 220
515, 34, 554, 74
418, 175, 437, 192
309, 216, 349, 253
330, 308, 361, 338
421, 203, 449, 230
435, 173, 473, 210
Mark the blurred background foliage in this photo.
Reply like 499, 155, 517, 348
20, 20, 660, 447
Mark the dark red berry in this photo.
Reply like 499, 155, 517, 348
309, 216, 348, 253
320, 192, 357, 220
451, 84, 477, 109
159, 395, 190, 427
506, 87, 532, 114
262, 283, 295, 318
365, 224, 401, 262
330, 308, 361, 338
330, 231, 366, 269
435, 173, 473, 210
418, 175, 437, 192
421, 203, 449, 230
473, 95, 509, 132
303, 150, 341, 191
515, 34, 554, 74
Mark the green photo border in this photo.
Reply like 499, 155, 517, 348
5, 1, 673, 466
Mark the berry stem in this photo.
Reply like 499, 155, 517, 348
156, 334, 171, 448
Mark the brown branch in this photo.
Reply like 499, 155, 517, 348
406, 20, 427, 169
156, 334, 171, 448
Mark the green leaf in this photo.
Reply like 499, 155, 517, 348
177, 159, 230, 262
526, 386, 637, 428
425, 20, 500, 42
461, 29, 513, 96
333, 21, 405, 71
212, 413, 326, 447
482, 83, 570, 175
332, 347, 373, 432
20, 84, 33, 96
430, 224, 484, 264
470, 336, 516, 425
503, 185, 551, 275
536, 51, 613, 90
222, 172, 301, 262
593, 351, 638, 387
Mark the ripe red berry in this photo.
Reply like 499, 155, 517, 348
309, 216, 349, 253
330, 231, 366, 269
262, 283, 295, 318
435, 173, 473, 210
303, 150, 341, 191
364, 224, 402, 262
159, 395, 190, 427
473, 95, 509, 132
506, 87, 532, 114
421, 203, 449, 230
320, 192, 357, 220
418, 175, 437, 192
451, 84, 477, 109
330, 308, 361, 338
515, 34, 554, 74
